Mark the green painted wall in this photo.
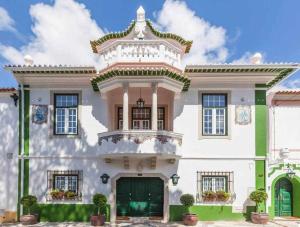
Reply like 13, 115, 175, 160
169, 205, 255, 221
255, 87, 267, 157
255, 86, 267, 212
27, 204, 110, 222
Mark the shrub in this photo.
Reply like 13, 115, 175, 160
202, 191, 216, 201
20, 195, 37, 215
216, 191, 230, 202
250, 189, 268, 213
180, 194, 195, 214
92, 193, 107, 216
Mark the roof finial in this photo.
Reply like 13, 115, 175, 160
137, 6, 145, 22
24, 55, 34, 66
250, 52, 262, 64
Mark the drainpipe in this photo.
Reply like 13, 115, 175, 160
20, 83, 24, 216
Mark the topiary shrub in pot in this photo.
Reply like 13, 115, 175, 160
249, 189, 269, 224
20, 195, 38, 225
90, 193, 107, 226
180, 194, 198, 226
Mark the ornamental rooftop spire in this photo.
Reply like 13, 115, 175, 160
137, 6, 145, 22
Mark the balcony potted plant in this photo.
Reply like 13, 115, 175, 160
90, 193, 107, 226
216, 191, 230, 202
20, 195, 38, 225
202, 191, 216, 202
180, 194, 198, 226
249, 189, 269, 224
64, 191, 76, 200
50, 189, 64, 200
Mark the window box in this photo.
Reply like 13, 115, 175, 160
47, 170, 83, 202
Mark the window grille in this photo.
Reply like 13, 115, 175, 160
197, 171, 234, 202
47, 170, 83, 201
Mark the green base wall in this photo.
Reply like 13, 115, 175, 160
169, 205, 255, 221
26, 204, 110, 222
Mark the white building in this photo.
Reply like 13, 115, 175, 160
0, 6, 300, 224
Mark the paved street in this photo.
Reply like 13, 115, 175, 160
2, 220, 300, 227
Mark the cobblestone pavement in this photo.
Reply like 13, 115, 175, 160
1, 220, 300, 227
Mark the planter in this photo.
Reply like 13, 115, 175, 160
90, 215, 105, 226
251, 212, 269, 224
182, 213, 198, 226
20, 215, 37, 225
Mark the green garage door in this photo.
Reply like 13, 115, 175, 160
116, 177, 164, 217
275, 178, 293, 216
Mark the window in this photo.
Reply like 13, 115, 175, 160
202, 176, 227, 192
54, 94, 78, 135
197, 171, 233, 201
157, 107, 165, 130
202, 94, 227, 136
47, 170, 83, 200
132, 107, 151, 130
118, 107, 123, 130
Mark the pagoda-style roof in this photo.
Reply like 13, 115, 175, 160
90, 6, 192, 54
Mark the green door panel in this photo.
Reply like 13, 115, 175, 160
275, 178, 292, 216
116, 177, 164, 217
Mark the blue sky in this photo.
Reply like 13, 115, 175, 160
0, 0, 299, 88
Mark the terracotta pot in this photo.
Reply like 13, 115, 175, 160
182, 213, 198, 226
251, 212, 269, 224
20, 214, 37, 225
90, 215, 105, 226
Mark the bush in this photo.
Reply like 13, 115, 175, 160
202, 191, 216, 201
250, 189, 268, 213
20, 195, 37, 215
92, 193, 107, 215
180, 194, 195, 208
216, 191, 230, 202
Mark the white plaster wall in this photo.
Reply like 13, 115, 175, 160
29, 88, 108, 156
269, 105, 300, 160
0, 94, 18, 211
174, 88, 256, 158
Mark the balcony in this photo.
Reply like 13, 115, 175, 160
97, 130, 182, 165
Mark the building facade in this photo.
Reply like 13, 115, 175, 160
0, 7, 300, 223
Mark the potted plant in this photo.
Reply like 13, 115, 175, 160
20, 195, 38, 225
180, 194, 198, 226
249, 189, 269, 224
50, 189, 64, 200
90, 193, 107, 226
64, 191, 76, 200
216, 191, 230, 202
202, 191, 216, 202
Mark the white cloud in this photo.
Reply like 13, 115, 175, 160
231, 52, 264, 64
155, 0, 228, 65
0, 0, 104, 66
0, 6, 15, 32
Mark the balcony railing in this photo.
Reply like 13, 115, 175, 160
97, 130, 183, 157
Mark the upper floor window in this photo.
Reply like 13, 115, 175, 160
202, 94, 227, 136
54, 94, 78, 135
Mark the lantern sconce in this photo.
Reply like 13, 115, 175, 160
10, 93, 19, 107
100, 173, 110, 184
170, 174, 180, 186
286, 164, 296, 179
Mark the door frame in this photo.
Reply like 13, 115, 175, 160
110, 173, 169, 223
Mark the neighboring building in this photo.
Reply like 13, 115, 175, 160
0, 6, 300, 223
267, 90, 300, 218
0, 88, 19, 223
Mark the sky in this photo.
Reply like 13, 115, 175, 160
0, 0, 299, 89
